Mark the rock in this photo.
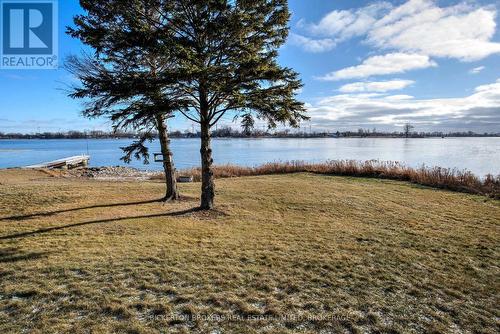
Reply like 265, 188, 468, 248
64, 166, 162, 181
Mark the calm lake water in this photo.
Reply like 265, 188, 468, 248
0, 137, 499, 176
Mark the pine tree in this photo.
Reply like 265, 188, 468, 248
66, 0, 186, 201
168, 0, 308, 209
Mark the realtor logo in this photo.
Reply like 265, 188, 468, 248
1, 0, 57, 69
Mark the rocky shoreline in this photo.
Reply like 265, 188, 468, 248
64, 166, 162, 181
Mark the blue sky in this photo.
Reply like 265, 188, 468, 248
1, 0, 500, 133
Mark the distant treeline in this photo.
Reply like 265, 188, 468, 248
0, 130, 136, 139
0, 128, 498, 139
210, 127, 500, 138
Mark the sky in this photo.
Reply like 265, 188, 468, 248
0, 0, 500, 134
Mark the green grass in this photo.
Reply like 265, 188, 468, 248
0, 170, 499, 333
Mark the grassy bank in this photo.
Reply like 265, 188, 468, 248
0, 169, 499, 333
172, 160, 500, 199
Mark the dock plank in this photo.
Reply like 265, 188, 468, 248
24, 155, 90, 169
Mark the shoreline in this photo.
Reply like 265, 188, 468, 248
1, 135, 500, 140
21, 161, 499, 199
2, 138, 498, 176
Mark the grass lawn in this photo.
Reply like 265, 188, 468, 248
0, 169, 498, 333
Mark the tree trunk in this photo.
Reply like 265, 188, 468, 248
200, 120, 215, 210
155, 114, 179, 201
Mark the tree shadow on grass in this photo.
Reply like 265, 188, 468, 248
0, 207, 202, 241
0, 198, 181, 222
0, 247, 51, 263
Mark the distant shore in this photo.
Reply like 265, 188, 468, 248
2, 135, 500, 140
1, 129, 499, 140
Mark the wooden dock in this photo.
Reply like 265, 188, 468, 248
25, 155, 90, 170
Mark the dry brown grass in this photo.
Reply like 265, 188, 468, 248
171, 160, 500, 199
0, 169, 499, 333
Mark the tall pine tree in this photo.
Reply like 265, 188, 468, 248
168, 0, 308, 209
66, 0, 186, 201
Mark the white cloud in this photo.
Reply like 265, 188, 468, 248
474, 79, 500, 93
470, 66, 485, 74
385, 95, 415, 100
296, 0, 500, 61
368, 2, 500, 62
307, 78, 500, 131
303, 2, 391, 40
288, 33, 336, 53
318, 53, 436, 81
373, 0, 430, 27
339, 79, 415, 93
